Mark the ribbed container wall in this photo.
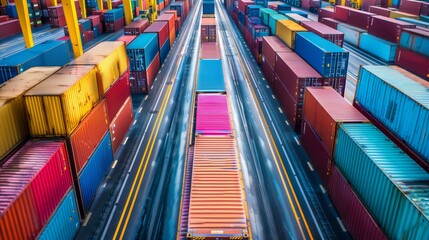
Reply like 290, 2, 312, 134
197, 60, 226, 93
78, 131, 114, 212
358, 33, 397, 62
336, 23, 366, 47
37, 189, 80, 240
200, 42, 221, 59
354, 66, 429, 164
196, 94, 232, 135
110, 97, 134, 155
127, 33, 159, 72
334, 123, 429, 239
105, 71, 131, 123
0, 141, 72, 240
124, 19, 150, 35
268, 14, 287, 35
399, 28, 429, 58
24, 65, 100, 137
300, 21, 344, 47
275, 20, 307, 49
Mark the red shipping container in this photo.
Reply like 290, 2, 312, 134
0, 141, 72, 240
368, 6, 392, 17
165, 10, 178, 21
111, 0, 123, 8
261, 60, 275, 86
238, 0, 254, 15
333, 6, 354, 23
158, 1, 165, 10
144, 21, 169, 48
69, 99, 109, 174
201, 42, 221, 59
106, 71, 131, 123
303, 87, 368, 158
130, 53, 161, 94
0, 15, 9, 23
395, 47, 429, 79
83, 30, 94, 43
201, 17, 216, 42
124, 18, 150, 35
49, 16, 67, 28
244, 27, 253, 48
110, 97, 133, 155
155, 14, 176, 46
361, 0, 382, 11
86, 15, 101, 28
273, 77, 303, 131
368, 15, 416, 43
176, 0, 188, 16
328, 167, 387, 240
0, 20, 21, 39
105, 18, 125, 33
93, 10, 108, 22
48, 5, 64, 17
117, 35, 137, 45
175, 17, 182, 33
399, 0, 423, 15
421, 2, 429, 15
301, 21, 344, 47
347, 9, 375, 30
321, 18, 341, 29
322, 78, 346, 96
252, 37, 263, 64
261, 36, 292, 71
318, 8, 334, 22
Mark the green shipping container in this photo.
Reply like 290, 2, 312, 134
334, 123, 429, 239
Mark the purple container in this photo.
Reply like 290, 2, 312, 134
399, 0, 424, 15
196, 94, 232, 135
301, 21, 345, 47
321, 18, 341, 29
318, 8, 334, 22
347, 9, 375, 30
368, 15, 416, 43
369, 6, 392, 17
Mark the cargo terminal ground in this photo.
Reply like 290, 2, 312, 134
0, 0, 428, 240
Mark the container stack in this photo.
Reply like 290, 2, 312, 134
144, 21, 170, 63
104, 8, 124, 32
155, 13, 176, 46
48, 2, 82, 28
396, 28, 429, 79
124, 18, 149, 35
201, 17, 216, 42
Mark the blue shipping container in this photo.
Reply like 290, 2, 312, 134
337, 23, 367, 47
127, 33, 159, 71
79, 19, 92, 31
421, 15, 429, 23
86, 0, 99, 8
247, 5, 262, 17
399, 29, 429, 58
38, 189, 80, 240
259, 8, 277, 26
160, 38, 170, 64
197, 59, 226, 93
359, 33, 397, 62
268, 14, 288, 35
295, 32, 349, 78
355, 66, 429, 162
334, 123, 429, 239
0, 40, 70, 83
277, 3, 292, 11
79, 131, 114, 211
238, 10, 245, 25
104, 9, 124, 22
6, 4, 18, 18
169, 4, 183, 17
397, 17, 429, 28
203, 2, 215, 14
247, 16, 261, 26
251, 25, 269, 39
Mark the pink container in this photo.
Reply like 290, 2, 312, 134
272, 77, 303, 131
196, 94, 232, 135
0, 141, 72, 240
117, 35, 137, 45
0, 20, 21, 39
201, 17, 217, 42
48, 5, 64, 17
321, 18, 341, 29
369, 6, 392, 17
301, 21, 344, 47
144, 21, 169, 48
328, 167, 387, 240
86, 15, 101, 28
318, 8, 334, 22
110, 97, 133, 155
106, 70, 131, 123
201, 42, 221, 59
368, 15, 416, 43
262, 36, 292, 71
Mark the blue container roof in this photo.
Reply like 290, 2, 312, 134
127, 33, 158, 49
197, 60, 226, 93
339, 123, 429, 219
297, 32, 346, 53
361, 66, 429, 108
248, 5, 263, 9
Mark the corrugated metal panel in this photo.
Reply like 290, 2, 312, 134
110, 97, 133, 155
399, 28, 429, 58
70, 99, 109, 174
268, 14, 287, 35
355, 65, 429, 162
334, 123, 429, 239
196, 94, 231, 135
295, 32, 349, 78
188, 135, 248, 238
336, 23, 366, 47
0, 140, 72, 240
38, 189, 80, 240
105, 71, 131, 123
78, 131, 114, 211
69, 42, 128, 96
126, 33, 160, 72
359, 33, 398, 62
275, 19, 307, 49
261, 36, 292, 71
197, 60, 226, 93
284, 13, 308, 24
24, 65, 100, 137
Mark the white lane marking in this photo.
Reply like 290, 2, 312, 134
307, 162, 314, 171
123, 137, 129, 145
111, 160, 118, 169
337, 217, 347, 232
266, 85, 270, 88
144, 95, 148, 101
138, 107, 142, 113
102, 183, 107, 188
285, 120, 289, 126
83, 212, 92, 227
278, 107, 283, 113
151, 85, 154, 90
272, 95, 275, 99
294, 136, 300, 146
158, 70, 161, 73
320, 185, 326, 194
281, 146, 296, 176
258, 70, 261, 73
133, 120, 137, 125
262, 77, 265, 80
155, 77, 158, 81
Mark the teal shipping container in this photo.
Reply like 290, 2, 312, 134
355, 66, 429, 162
268, 14, 288, 35
359, 33, 398, 62
259, 8, 277, 26
396, 17, 429, 28
399, 28, 429, 58
38, 189, 80, 240
197, 59, 226, 93
336, 23, 367, 47
334, 123, 429, 239
126, 33, 159, 72
421, 15, 429, 23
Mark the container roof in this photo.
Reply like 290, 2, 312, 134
197, 60, 226, 93
297, 32, 346, 52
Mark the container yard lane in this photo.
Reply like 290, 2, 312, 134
74, 2, 202, 239
216, 0, 350, 239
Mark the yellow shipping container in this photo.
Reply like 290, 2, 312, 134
276, 20, 308, 49
69, 41, 128, 96
24, 65, 99, 137
0, 67, 61, 160
389, 11, 420, 19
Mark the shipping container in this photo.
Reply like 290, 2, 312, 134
110, 97, 133, 155
0, 19, 21, 39
295, 32, 349, 78
354, 66, 429, 164
399, 0, 424, 15
78, 131, 114, 212
268, 13, 287, 35
105, 71, 130, 123
275, 20, 307, 49
359, 33, 397, 62
320, 17, 340, 29
259, 8, 277, 26
105, 18, 125, 32
368, 6, 392, 17
69, 42, 129, 96
104, 8, 124, 22
197, 60, 225, 93
201, 17, 217, 42
397, 17, 429, 28
37, 189, 80, 240
144, 21, 170, 49
203, 0, 215, 14
188, 135, 248, 239
24, 65, 99, 137
247, 4, 262, 17
399, 28, 429, 58
284, 13, 309, 24
69, 99, 109, 174
238, 0, 254, 14
301, 21, 344, 47
261, 36, 292, 71
395, 47, 429, 79
0, 140, 72, 240
116, 35, 137, 46
279, 10, 308, 18
129, 53, 161, 94
347, 8, 375, 30
334, 123, 429, 239
261, 60, 275, 85
160, 38, 171, 63
273, 78, 303, 131
0, 67, 60, 161
328, 167, 387, 240
318, 7, 334, 21
200, 42, 221, 59
336, 22, 367, 47
124, 18, 150, 35
333, 6, 353, 22
155, 13, 176, 46
389, 10, 420, 19
127, 33, 160, 72
196, 94, 231, 135
368, 15, 416, 43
